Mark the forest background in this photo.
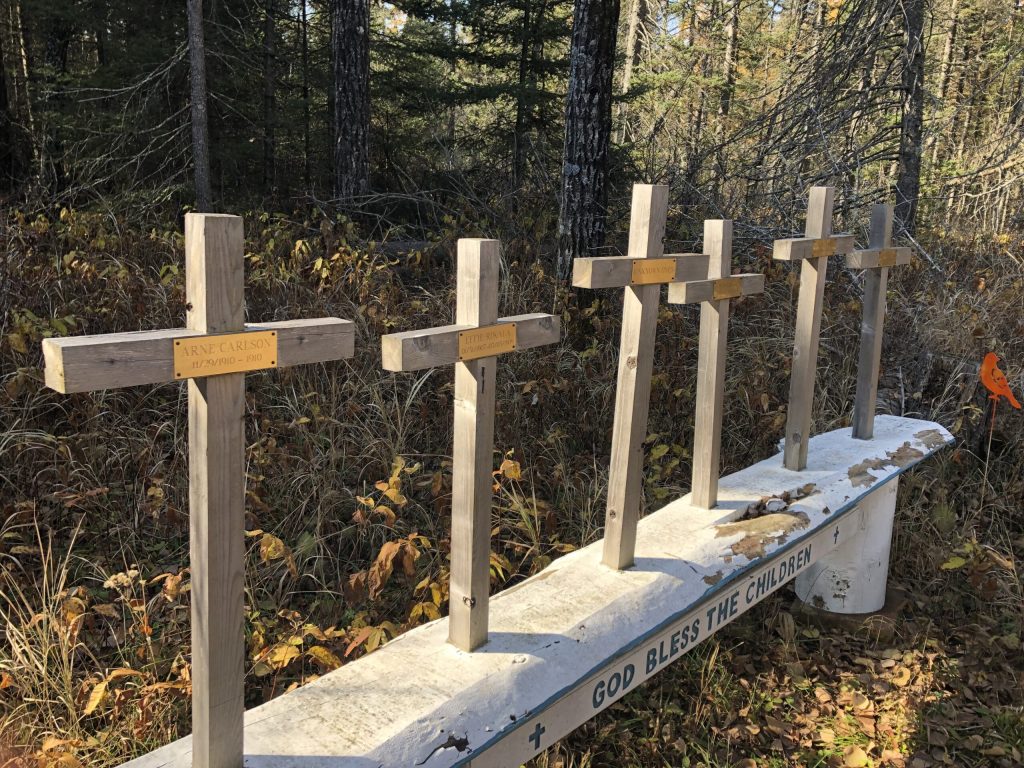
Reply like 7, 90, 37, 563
1, 0, 1023, 766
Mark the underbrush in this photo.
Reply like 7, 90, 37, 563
0, 204, 1021, 766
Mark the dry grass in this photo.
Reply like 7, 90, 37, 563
0, 202, 1021, 767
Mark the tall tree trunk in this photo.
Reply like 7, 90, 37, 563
928, 0, 959, 165
616, 0, 649, 143
557, 0, 621, 279
330, 0, 370, 199
0, 0, 35, 187
263, 0, 276, 194
300, 0, 310, 191
895, 0, 926, 235
514, 0, 534, 186
187, 0, 212, 211
714, 0, 740, 186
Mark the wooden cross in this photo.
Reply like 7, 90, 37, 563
572, 184, 709, 569
381, 239, 560, 652
41, 214, 354, 768
666, 219, 764, 509
772, 186, 855, 471
847, 203, 911, 440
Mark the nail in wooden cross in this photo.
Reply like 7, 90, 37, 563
381, 239, 560, 651
42, 214, 355, 768
572, 184, 709, 569
666, 220, 764, 509
773, 186, 855, 471
847, 203, 911, 440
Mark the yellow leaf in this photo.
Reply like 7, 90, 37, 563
7, 333, 28, 354
383, 487, 407, 506
83, 679, 107, 715
650, 444, 670, 460
107, 668, 144, 681
941, 555, 968, 570
355, 495, 375, 507
260, 533, 288, 563
258, 643, 299, 673
307, 645, 342, 670
499, 459, 522, 480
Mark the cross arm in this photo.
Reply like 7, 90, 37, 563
572, 253, 710, 289
772, 234, 855, 261
667, 273, 765, 304
381, 313, 560, 372
42, 318, 354, 394
846, 246, 912, 269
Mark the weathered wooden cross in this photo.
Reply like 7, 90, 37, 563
571, 184, 709, 569
772, 186, 855, 471
41, 214, 355, 768
666, 219, 764, 508
846, 203, 911, 440
381, 238, 560, 651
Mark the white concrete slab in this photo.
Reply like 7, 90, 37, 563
122, 416, 951, 768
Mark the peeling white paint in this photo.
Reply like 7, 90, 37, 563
121, 416, 950, 768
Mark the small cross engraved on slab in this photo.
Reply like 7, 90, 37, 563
666, 220, 764, 509
529, 722, 546, 750
847, 203, 911, 440
772, 186, 854, 471
41, 214, 354, 768
571, 184, 710, 570
381, 238, 560, 651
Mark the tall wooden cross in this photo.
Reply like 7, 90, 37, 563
772, 187, 855, 471
381, 238, 560, 652
572, 184, 709, 570
41, 214, 355, 768
666, 219, 764, 509
847, 203, 911, 439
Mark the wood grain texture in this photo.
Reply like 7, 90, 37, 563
783, 187, 834, 470
380, 314, 558, 372
845, 246, 912, 269
666, 273, 764, 305
449, 239, 500, 651
852, 204, 895, 440
602, 184, 667, 570
186, 213, 244, 334
185, 214, 245, 768
42, 319, 354, 394
772, 234, 854, 261
691, 220, 732, 509
572, 253, 709, 288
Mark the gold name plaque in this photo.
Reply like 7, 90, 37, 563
173, 330, 278, 379
630, 258, 677, 285
878, 249, 898, 267
458, 323, 517, 361
712, 277, 743, 300
811, 238, 836, 258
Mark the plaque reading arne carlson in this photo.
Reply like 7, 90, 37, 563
173, 330, 278, 379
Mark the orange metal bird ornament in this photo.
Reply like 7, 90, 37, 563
980, 352, 1021, 409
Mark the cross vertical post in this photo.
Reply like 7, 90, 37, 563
450, 239, 499, 652
667, 221, 764, 508
602, 184, 666, 570
848, 204, 911, 439
41, 213, 355, 767
773, 187, 854, 471
381, 240, 560, 650
571, 184, 711, 567
186, 214, 246, 768
691, 220, 730, 509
